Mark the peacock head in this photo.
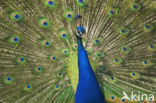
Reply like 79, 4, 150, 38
75, 26, 86, 39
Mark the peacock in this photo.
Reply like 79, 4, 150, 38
0, 0, 156, 103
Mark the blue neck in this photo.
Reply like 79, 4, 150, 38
77, 38, 94, 80
75, 38, 106, 103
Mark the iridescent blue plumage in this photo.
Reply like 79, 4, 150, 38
77, 26, 86, 34
75, 26, 106, 103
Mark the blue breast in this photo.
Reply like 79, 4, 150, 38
75, 38, 106, 103
77, 26, 86, 34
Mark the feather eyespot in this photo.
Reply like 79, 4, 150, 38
121, 46, 131, 54
111, 96, 115, 99
108, 8, 118, 17
67, 81, 72, 86
118, 27, 129, 36
59, 30, 68, 39
48, 1, 54, 5
144, 24, 153, 32
96, 52, 104, 58
64, 10, 75, 21
148, 44, 155, 51
78, 0, 84, 3
73, 44, 78, 49
4, 76, 13, 84
131, 3, 141, 11
41, 40, 51, 47
49, 55, 57, 61
130, 72, 140, 79
142, 60, 152, 66
57, 72, 63, 77
113, 57, 123, 65
34, 67, 43, 73
8, 35, 20, 44
120, 29, 129, 35
17, 56, 26, 64
24, 84, 32, 92
39, 19, 50, 28
10, 12, 22, 21
44, 0, 57, 8
62, 49, 68, 54
121, 98, 125, 102
54, 85, 61, 90
77, 0, 86, 6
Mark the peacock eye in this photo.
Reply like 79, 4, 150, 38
130, 3, 141, 11
38, 67, 42, 71
97, 53, 101, 57
111, 96, 114, 99
20, 57, 25, 61
46, 42, 50, 46
56, 85, 59, 88
9, 35, 20, 44
144, 61, 147, 64
41, 40, 51, 47
67, 14, 72, 18
62, 34, 67, 38
34, 67, 43, 73
15, 14, 20, 19
4, 76, 13, 84
78, 0, 84, 3
121, 29, 125, 33
119, 27, 129, 36
49, 55, 57, 61
145, 25, 150, 29
27, 85, 31, 89
121, 46, 131, 54
109, 10, 114, 14
150, 45, 153, 48
121, 98, 125, 102
7, 77, 12, 81
95, 40, 99, 43
144, 24, 153, 32
43, 22, 48, 26
39, 19, 50, 28
57, 72, 63, 77
111, 77, 114, 80
133, 5, 138, 9
48, 1, 54, 5
142, 60, 152, 67
20, 57, 25, 62
44, 0, 57, 8
74, 44, 78, 48
10, 12, 22, 21
123, 48, 127, 51
102, 66, 105, 70
53, 56, 56, 60
59, 30, 68, 39
64, 10, 74, 21
17, 56, 26, 64
77, 0, 86, 6
14, 37, 19, 42
115, 59, 118, 62
24, 84, 32, 92
132, 73, 135, 76
130, 72, 140, 79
